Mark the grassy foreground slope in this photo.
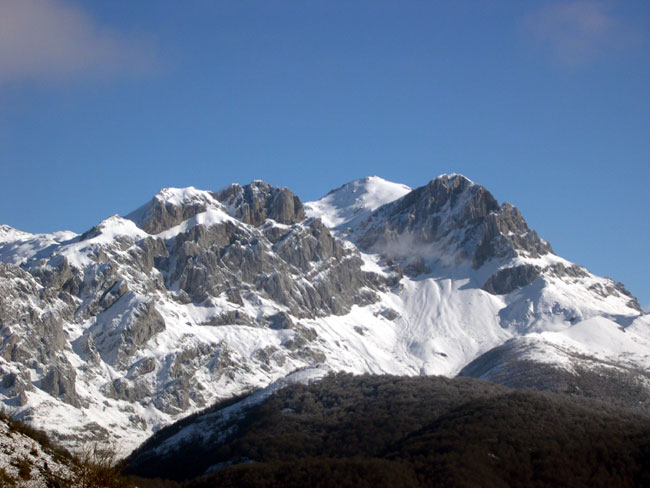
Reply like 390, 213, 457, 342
0, 410, 132, 488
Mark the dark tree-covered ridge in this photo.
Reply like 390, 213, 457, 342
127, 373, 650, 487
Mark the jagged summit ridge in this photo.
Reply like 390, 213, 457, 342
216, 180, 305, 226
126, 186, 224, 234
0, 174, 646, 456
0, 179, 391, 451
0, 224, 77, 266
124, 181, 308, 236
354, 174, 552, 271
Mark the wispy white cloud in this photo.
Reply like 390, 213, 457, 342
522, 1, 642, 67
0, 0, 160, 84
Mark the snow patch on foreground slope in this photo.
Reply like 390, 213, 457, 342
0, 414, 74, 487
533, 316, 650, 367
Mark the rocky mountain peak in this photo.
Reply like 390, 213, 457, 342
125, 187, 221, 235
79, 215, 145, 242
216, 181, 305, 226
391, 173, 498, 222
354, 174, 552, 272
0, 224, 23, 239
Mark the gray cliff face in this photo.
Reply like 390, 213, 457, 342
482, 264, 542, 295
357, 175, 552, 273
217, 181, 305, 226
472, 202, 552, 268
126, 192, 213, 235
165, 215, 383, 318
0, 180, 389, 447
0, 263, 79, 406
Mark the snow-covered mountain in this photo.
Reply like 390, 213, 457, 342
0, 175, 647, 454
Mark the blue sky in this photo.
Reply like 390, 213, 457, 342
0, 0, 648, 307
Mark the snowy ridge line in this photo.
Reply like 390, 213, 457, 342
0, 174, 647, 456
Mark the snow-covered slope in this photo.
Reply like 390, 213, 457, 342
0, 414, 74, 487
0, 225, 77, 265
0, 175, 646, 455
305, 176, 411, 229
459, 315, 650, 413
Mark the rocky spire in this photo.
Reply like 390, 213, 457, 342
216, 181, 305, 226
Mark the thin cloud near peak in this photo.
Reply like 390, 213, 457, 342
0, 0, 161, 84
522, 1, 643, 67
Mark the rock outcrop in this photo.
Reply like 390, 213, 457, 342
126, 187, 220, 234
357, 175, 552, 273
217, 181, 305, 226
0, 181, 392, 450
482, 264, 542, 295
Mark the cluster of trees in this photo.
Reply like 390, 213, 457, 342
126, 373, 650, 487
